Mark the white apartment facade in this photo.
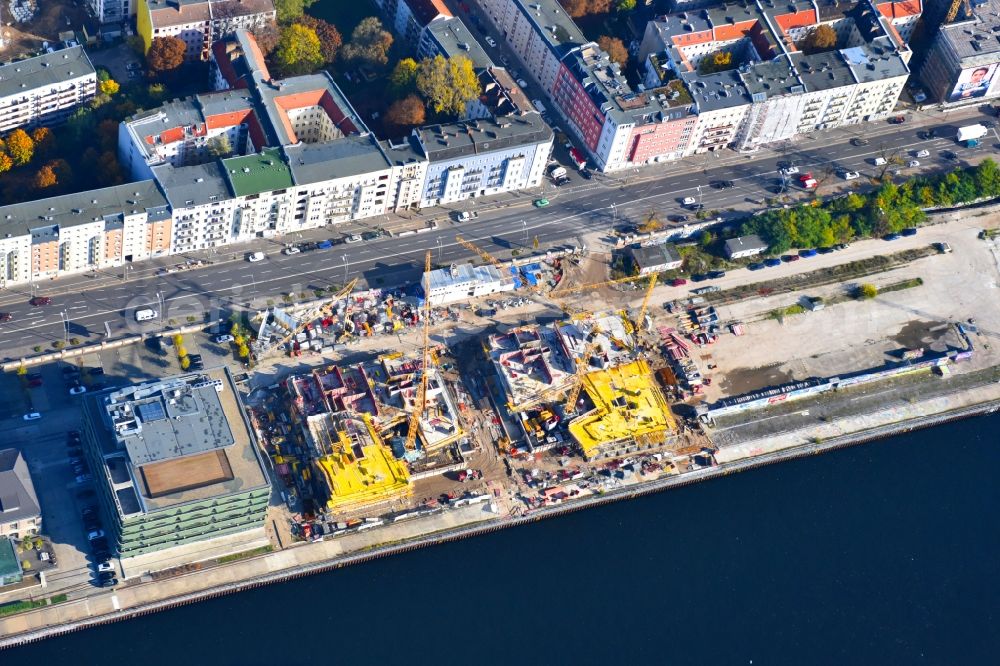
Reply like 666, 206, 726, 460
0, 46, 97, 134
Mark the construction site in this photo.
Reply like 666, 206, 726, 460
241, 212, 1000, 545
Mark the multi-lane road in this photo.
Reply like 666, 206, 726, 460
0, 104, 995, 356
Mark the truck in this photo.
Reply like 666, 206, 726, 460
569, 147, 587, 170
956, 124, 988, 147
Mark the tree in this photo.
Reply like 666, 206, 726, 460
45, 159, 73, 187
699, 230, 714, 247
858, 283, 878, 300
341, 17, 393, 68
275, 24, 324, 76
801, 25, 837, 54
30, 127, 55, 157
273, 0, 315, 23
147, 37, 186, 74
147, 83, 167, 103
390, 57, 419, 95
597, 36, 628, 67
0, 153, 12, 174
33, 165, 57, 190
560, 0, 610, 16
295, 15, 341, 63
5, 129, 34, 166
98, 119, 119, 152
100, 79, 120, 95
416, 54, 482, 116
253, 22, 281, 56
616, 0, 636, 10
97, 151, 123, 185
384, 95, 426, 134
206, 134, 232, 158
975, 158, 1000, 198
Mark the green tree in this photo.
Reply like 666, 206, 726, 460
276, 24, 324, 76
5, 129, 34, 166
975, 158, 1000, 198
206, 134, 232, 158
274, 0, 316, 23
616, 0, 636, 10
100, 79, 120, 95
0, 152, 12, 174
699, 230, 714, 247
390, 57, 419, 94
858, 283, 878, 299
801, 24, 837, 53
416, 54, 482, 116
341, 17, 394, 68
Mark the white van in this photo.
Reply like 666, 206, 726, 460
135, 308, 158, 322
532, 98, 547, 114
873, 157, 887, 166
247, 251, 266, 262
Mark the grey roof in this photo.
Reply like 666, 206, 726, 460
937, 0, 1000, 60
840, 41, 908, 83
682, 69, 751, 111
724, 234, 768, 254
284, 134, 392, 185
425, 262, 507, 290
0, 45, 95, 99
255, 71, 369, 146
0, 449, 40, 525
197, 88, 257, 117
508, 0, 589, 60
425, 16, 494, 69
416, 113, 552, 162
103, 376, 237, 466
0, 181, 170, 236
379, 136, 426, 166
153, 162, 232, 209
630, 243, 681, 269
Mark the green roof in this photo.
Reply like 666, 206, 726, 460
0, 538, 20, 578
222, 148, 294, 197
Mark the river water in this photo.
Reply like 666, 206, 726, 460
6, 414, 999, 664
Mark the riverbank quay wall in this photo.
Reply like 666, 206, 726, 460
2, 390, 1000, 647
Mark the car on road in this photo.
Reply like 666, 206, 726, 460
69, 385, 87, 395
246, 251, 265, 262
889, 115, 906, 124
707, 270, 726, 279
214, 334, 234, 344
22, 412, 41, 421
344, 234, 362, 243
799, 249, 818, 258
781, 254, 800, 262
780, 166, 800, 176
29, 296, 51, 306
883, 233, 901, 241
901, 227, 918, 236
0, 312, 10, 322
669, 278, 688, 287
282, 245, 300, 255
942, 150, 957, 160
748, 263, 765, 271
668, 214, 689, 223
851, 138, 869, 146
841, 170, 860, 180
681, 196, 697, 205
457, 211, 479, 222
710, 180, 734, 189
915, 149, 929, 158
908, 160, 920, 168
764, 258, 782, 267
533, 198, 549, 208
485, 35, 496, 47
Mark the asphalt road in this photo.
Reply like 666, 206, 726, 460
0, 104, 995, 357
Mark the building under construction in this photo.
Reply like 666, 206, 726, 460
568, 359, 678, 461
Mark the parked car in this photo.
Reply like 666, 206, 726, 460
668, 214, 689, 223
97, 561, 114, 573
817, 247, 834, 254
915, 149, 929, 158
851, 137, 869, 146
841, 170, 860, 180
76, 473, 93, 484
833, 243, 850, 250
99, 578, 119, 588
681, 196, 697, 205
908, 160, 920, 168
799, 249, 818, 258
935, 242, 953, 253
282, 245, 301, 255
764, 258, 782, 267
246, 251, 265, 262
780, 166, 800, 176
780, 254, 800, 262
707, 270, 726, 279
748, 263, 765, 271
485, 35, 496, 47
901, 227, 918, 236
889, 115, 906, 124
69, 385, 87, 395
457, 211, 479, 222
883, 233, 901, 241
214, 334, 234, 344
669, 278, 688, 287
690, 273, 708, 282
88, 530, 105, 542
344, 234, 362, 243
23, 412, 41, 421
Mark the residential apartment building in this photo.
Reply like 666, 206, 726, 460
0, 30, 551, 286
136, 0, 276, 62
920, 0, 1000, 103
89, 0, 132, 25
639, 0, 910, 154
81, 369, 271, 569
0, 449, 41, 540
0, 46, 97, 134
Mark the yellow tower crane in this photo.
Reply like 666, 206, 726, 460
263, 278, 357, 359
635, 273, 658, 335
549, 272, 650, 297
946, 0, 971, 23
562, 342, 598, 416
404, 251, 433, 452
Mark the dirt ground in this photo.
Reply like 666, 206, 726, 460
1, 0, 91, 60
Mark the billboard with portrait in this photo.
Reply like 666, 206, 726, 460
948, 63, 999, 102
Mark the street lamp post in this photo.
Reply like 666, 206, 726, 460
60, 311, 68, 343
436, 238, 443, 262
342, 254, 348, 283
156, 291, 165, 327
522, 220, 528, 246
611, 203, 617, 223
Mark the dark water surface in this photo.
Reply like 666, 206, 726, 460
7, 415, 999, 664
